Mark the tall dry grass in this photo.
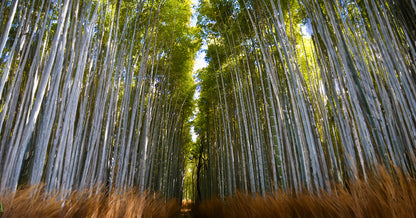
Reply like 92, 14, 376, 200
194, 167, 416, 217
2, 167, 415, 217
0, 186, 180, 217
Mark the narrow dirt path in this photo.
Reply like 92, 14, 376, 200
176, 200, 193, 217
177, 207, 192, 218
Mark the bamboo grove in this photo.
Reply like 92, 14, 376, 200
0, 0, 199, 200
193, 0, 416, 201
1, 0, 416, 206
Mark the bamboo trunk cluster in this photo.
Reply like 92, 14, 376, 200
0, 0, 197, 200
195, 0, 416, 200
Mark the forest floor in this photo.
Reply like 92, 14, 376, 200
193, 167, 416, 217
1, 167, 416, 217
0, 187, 179, 217
177, 200, 193, 217
178, 208, 192, 218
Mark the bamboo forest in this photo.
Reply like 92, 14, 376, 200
0, 0, 415, 217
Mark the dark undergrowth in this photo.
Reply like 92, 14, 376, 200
194, 167, 416, 218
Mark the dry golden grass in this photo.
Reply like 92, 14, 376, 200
194, 167, 416, 218
0, 186, 180, 218
1, 167, 416, 217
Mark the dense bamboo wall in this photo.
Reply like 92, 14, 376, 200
0, 0, 198, 200
194, 0, 416, 200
